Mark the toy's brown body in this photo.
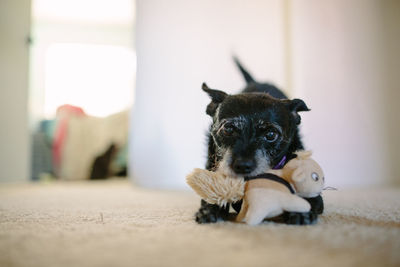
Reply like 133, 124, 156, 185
236, 179, 310, 225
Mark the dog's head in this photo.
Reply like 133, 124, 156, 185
202, 83, 310, 176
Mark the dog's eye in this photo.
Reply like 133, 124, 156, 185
219, 122, 236, 136
264, 130, 278, 142
311, 172, 319, 181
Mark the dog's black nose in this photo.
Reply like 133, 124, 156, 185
231, 158, 256, 174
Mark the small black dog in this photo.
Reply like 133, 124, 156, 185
195, 59, 324, 225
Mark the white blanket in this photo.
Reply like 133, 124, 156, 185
60, 110, 129, 180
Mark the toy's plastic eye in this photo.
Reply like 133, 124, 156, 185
265, 131, 278, 142
311, 172, 319, 181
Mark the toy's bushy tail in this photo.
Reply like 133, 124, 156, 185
186, 169, 245, 207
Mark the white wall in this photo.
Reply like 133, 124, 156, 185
0, 0, 31, 182
291, 0, 400, 187
131, 0, 286, 188
131, 0, 400, 189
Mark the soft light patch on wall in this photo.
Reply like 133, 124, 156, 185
44, 43, 136, 118
33, 0, 134, 24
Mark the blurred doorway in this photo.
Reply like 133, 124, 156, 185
29, 0, 135, 181
30, 0, 136, 122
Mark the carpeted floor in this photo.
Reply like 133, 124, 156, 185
0, 180, 399, 267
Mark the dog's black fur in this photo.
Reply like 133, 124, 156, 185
195, 58, 324, 225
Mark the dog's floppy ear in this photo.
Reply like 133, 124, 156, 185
202, 83, 228, 116
285, 98, 310, 125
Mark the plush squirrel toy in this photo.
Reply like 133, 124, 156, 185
186, 151, 324, 225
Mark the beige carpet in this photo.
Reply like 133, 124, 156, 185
0, 180, 399, 267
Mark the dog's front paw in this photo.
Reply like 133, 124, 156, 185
195, 207, 218, 224
304, 195, 324, 215
283, 211, 318, 225
195, 200, 229, 224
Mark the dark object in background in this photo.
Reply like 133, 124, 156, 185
115, 166, 127, 177
90, 143, 117, 179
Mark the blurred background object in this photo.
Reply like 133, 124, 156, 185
0, 0, 399, 188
